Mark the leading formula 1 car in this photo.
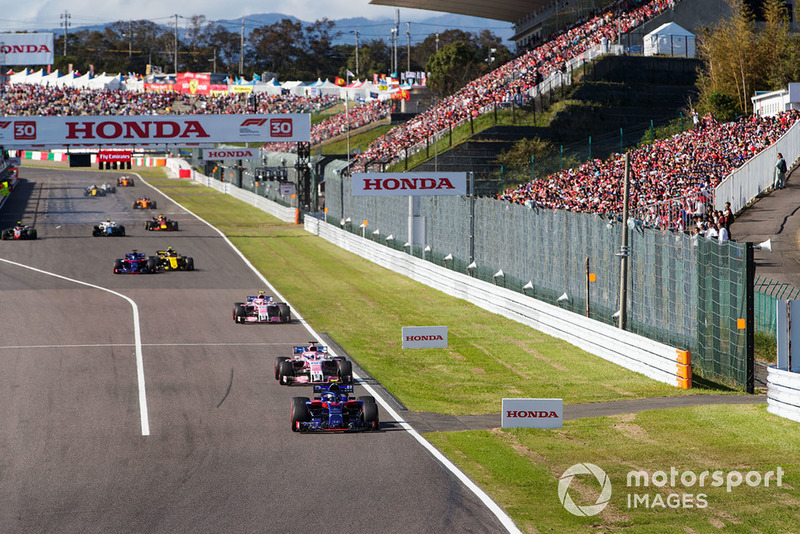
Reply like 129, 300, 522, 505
133, 197, 157, 209
117, 176, 134, 187
232, 291, 290, 324
114, 250, 157, 274
291, 384, 380, 432
275, 343, 352, 385
1, 222, 37, 240
155, 247, 194, 270
92, 219, 126, 236
145, 215, 179, 231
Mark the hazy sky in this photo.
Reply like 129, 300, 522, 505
1, 0, 460, 32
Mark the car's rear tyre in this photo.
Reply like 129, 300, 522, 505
114, 259, 123, 273
119, 225, 126, 236
337, 360, 353, 384
1, 229, 9, 240
186, 258, 194, 271
173, 222, 179, 231
358, 395, 375, 404
29, 229, 37, 240
277, 302, 290, 323
362, 401, 379, 431
151, 201, 157, 209
274, 357, 289, 380
279, 360, 294, 385
291, 397, 311, 431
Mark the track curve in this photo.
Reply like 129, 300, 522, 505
0, 167, 513, 533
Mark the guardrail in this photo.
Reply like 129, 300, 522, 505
167, 158, 298, 223
305, 216, 690, 388
767, 366, 800, 422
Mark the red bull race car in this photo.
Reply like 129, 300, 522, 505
114, 250, 157, 274
232, 292, 290, 324
291, 384, 379, 432
1, 222, 37, 240
275, 343, 352, 385
145, 215, 179, 231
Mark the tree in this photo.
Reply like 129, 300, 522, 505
249, 19, 304, 79
426, 41, 482, 97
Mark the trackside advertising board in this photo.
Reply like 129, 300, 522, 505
204, 148, 259, 160
0, 33, 54, 65
0, 114, 310, 148
402, 326, 448, 349
502, 398, 563, 429
352, 172, 467, 197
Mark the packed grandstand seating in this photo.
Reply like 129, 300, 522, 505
349, 0, 677, 171
0, 85, 339, 116
498, 110, 800, 230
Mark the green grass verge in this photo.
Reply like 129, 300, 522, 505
319, 124, 393, 155
427, 404, 800, 533
139, 171, 736, 416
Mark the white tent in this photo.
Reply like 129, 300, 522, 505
53, 72, 76, 87
8, 69, 28, 84
86, 73, 123, 90
40, 69, 61, 86
643, 22, 695, 58
314, 79, 342, 97
72, 72, 92, 89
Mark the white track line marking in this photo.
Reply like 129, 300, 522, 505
140, 174, 523, 534
0, 257, 150, 436
0, 342, 291, 350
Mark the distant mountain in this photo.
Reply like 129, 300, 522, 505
49, 12, 514, 47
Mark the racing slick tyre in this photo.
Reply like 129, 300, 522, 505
29, 229, 37, 240
233, 303, 246, 323
172, 221, 179, 231
146, 259, 157, 273
358, 395, 375, 404
279, 360, 295, 385
277, 303, 290, 323
1, 229, 9, 240
119, 225, 126, 236
291, 397, 311, 431
144, 221, 153, 231
92, 226, 101, 237
274, 357, 289, 380
113, 259, 123, 273
186, 257, 194, 271
337, 360, 353, 384
150, 201, 157, 209
362, 401, 380, 431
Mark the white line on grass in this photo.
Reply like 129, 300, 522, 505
140, 173, 523, 534
0, 257, 150, 436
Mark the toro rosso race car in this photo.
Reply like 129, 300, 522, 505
114, 250, 157, 274
1, 222, 37, 240
155, 248, 194, 270
275, 343, 352, 385
232, 292, 290, 324
117, 176, 134, 187
92, 219, 126, 236
291, 384, 380, 432
145, 215, 179, 231
133, 197, 157, 209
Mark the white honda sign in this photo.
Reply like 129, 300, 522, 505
0, 33, 54, 66
0, 114, 310, 148
402, 326, 448, 349
204, 148, 259, 160
352, 172, 467, 197
502, 398, 563, 429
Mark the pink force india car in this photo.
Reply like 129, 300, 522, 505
275, 343, 353, 386
232, 292, 291, 324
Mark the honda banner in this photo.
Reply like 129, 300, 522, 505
402, 326, 448, 349
501, 398, 563, 429
0, 33, 54, 66
204, 148, 259, 160
0, 114, 310, 148
352, 172, 467, 197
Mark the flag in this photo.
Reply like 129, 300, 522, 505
346, 69, 355, 77
335, 77, 345, 86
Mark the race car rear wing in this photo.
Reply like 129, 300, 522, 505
293, 345, 327, 354
313, 384, 354, 394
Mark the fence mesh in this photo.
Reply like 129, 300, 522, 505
323, 169, 753, 389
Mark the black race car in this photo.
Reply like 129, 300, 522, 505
291, 384, 380, 432
145, 216, 179, 231
1, 223, 37, 240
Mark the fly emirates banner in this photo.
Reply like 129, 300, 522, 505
0, 114, 311, 148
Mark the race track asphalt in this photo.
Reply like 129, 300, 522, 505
0, 167, 512, 533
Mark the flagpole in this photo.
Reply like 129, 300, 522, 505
346, 88, 350, 170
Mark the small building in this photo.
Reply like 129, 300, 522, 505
643, 22, 696, 58
752, 84, 800, 118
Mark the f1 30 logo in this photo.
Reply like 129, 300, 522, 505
270, 118, 293, 138
0, 121, 11, 129
14, 121, 36, 140
241, 118, 268, 127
